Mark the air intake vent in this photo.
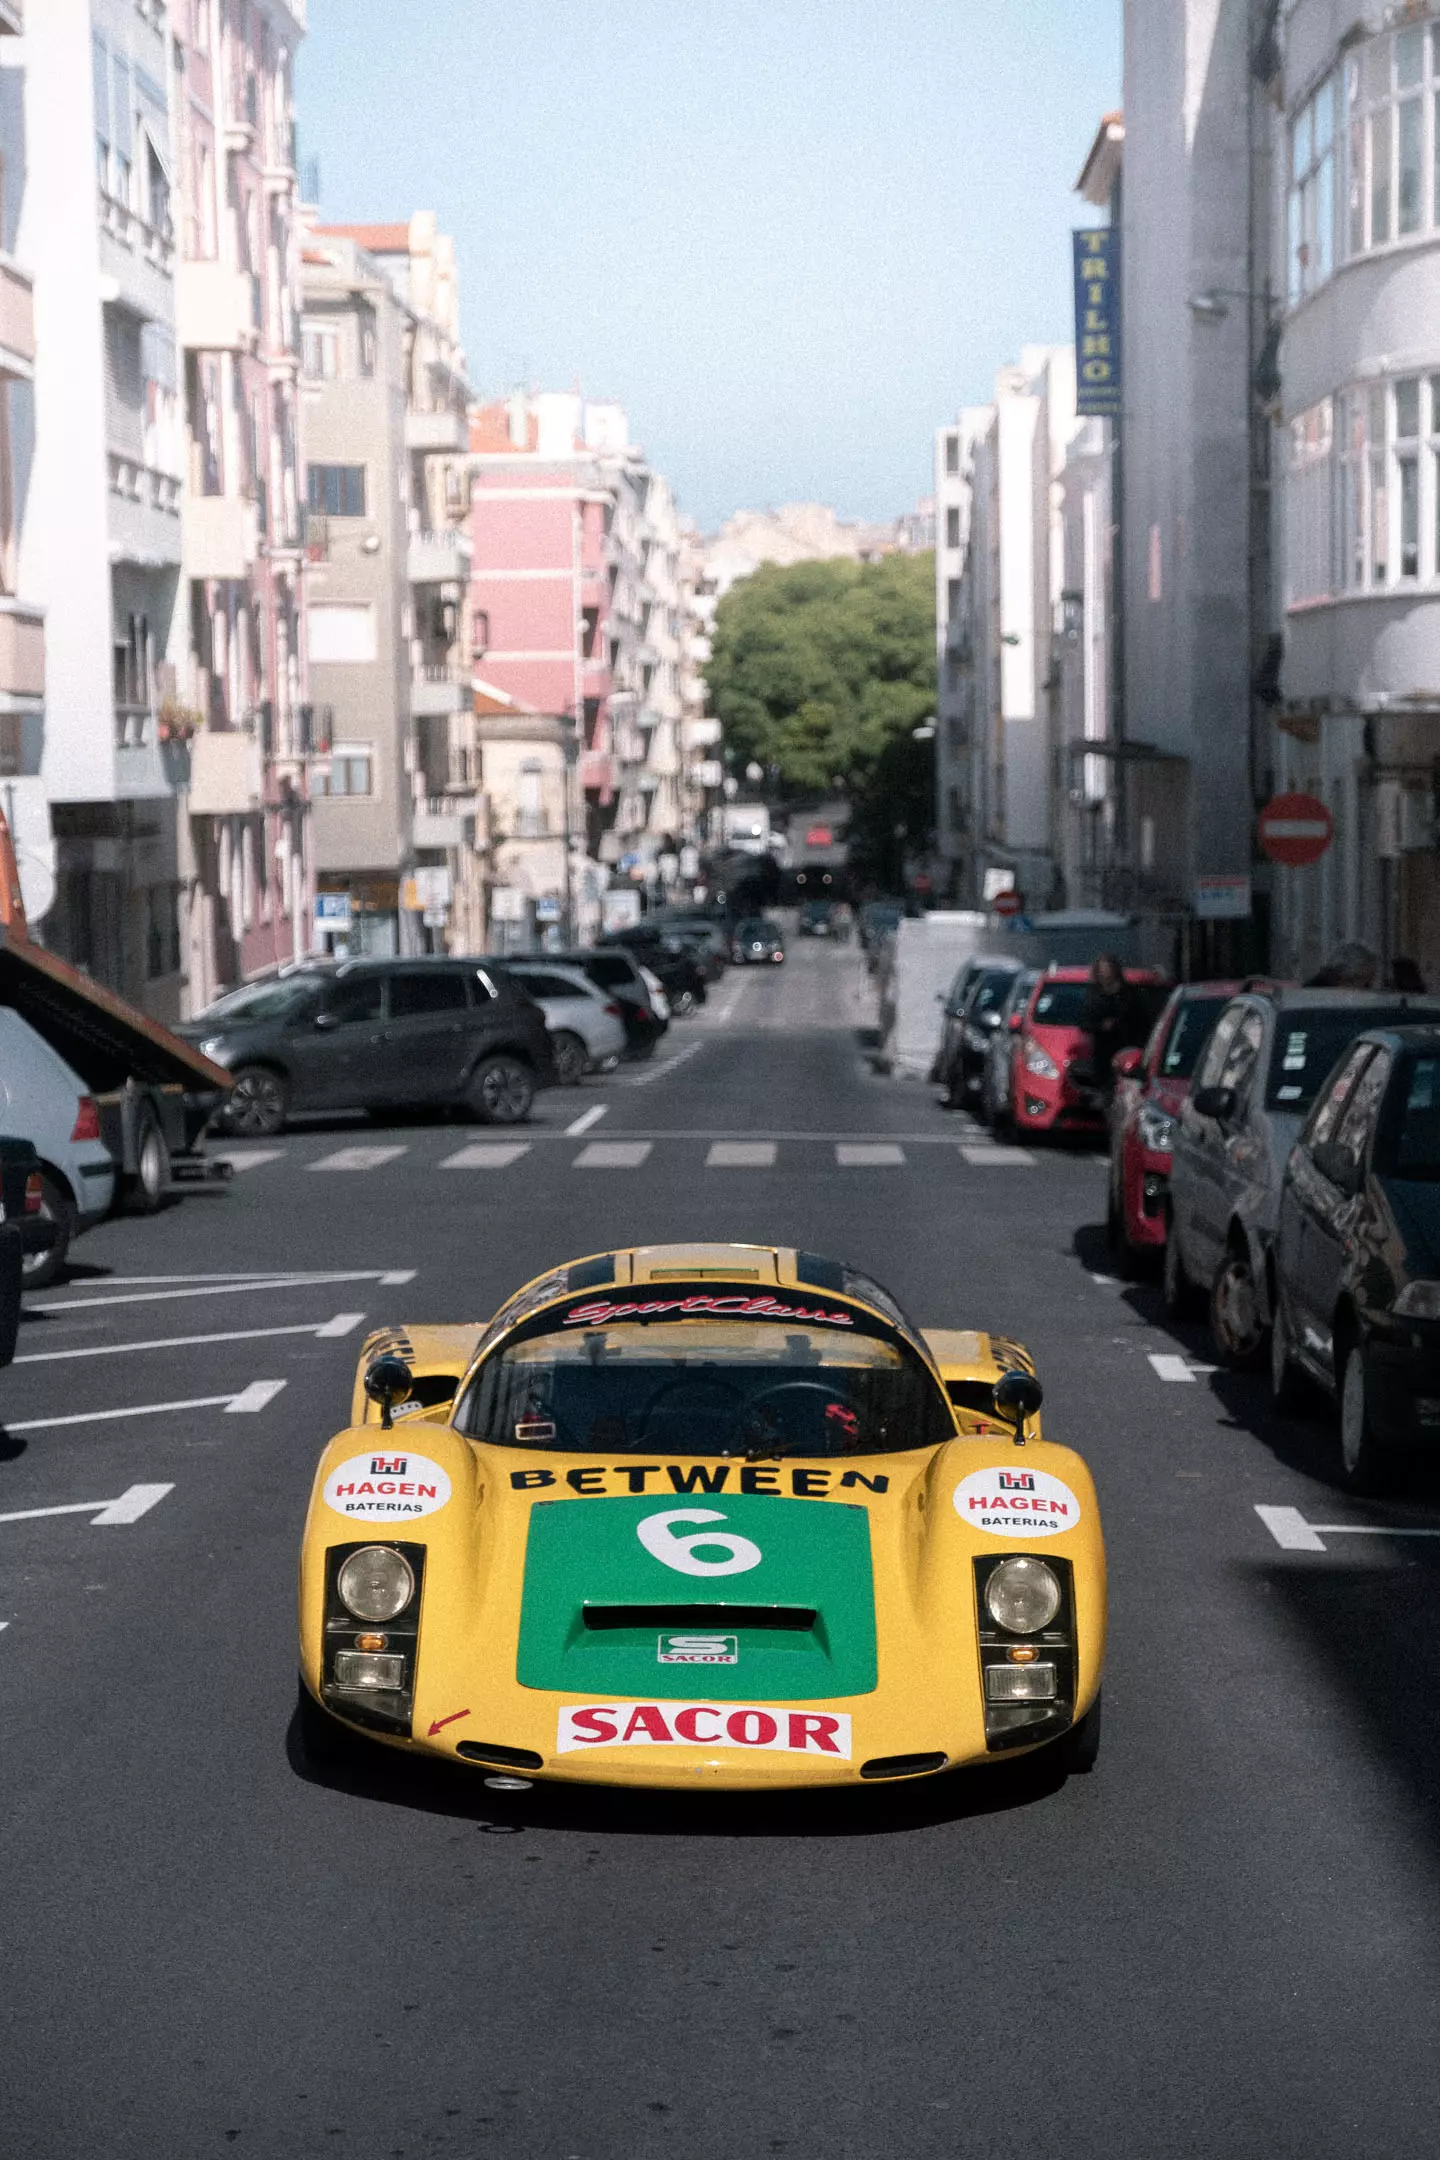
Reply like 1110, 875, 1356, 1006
456, 1742, 544, 1770
860, 1752, 949, 1781
582, 1604, 816, 1633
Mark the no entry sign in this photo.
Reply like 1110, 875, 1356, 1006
1258, 792, 1333, 867
993, 889, 1024, 918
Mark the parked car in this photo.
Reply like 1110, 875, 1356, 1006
598, 928, 708, 1014
1271, 1024, 1440, 1489
798, 898, 833, 937
0, 1010, 118, 1287
1165, 987, 1440, 1366
979, 969, 1040, 1127
0, 1134, 56, 1355
555, 949, 668, 1059
730, 917, 786, 965
1105, 982, 1240, 1270
646, 917, 729, 981
1008, 967, 1169, 1140
180, 959, 556, 1136
497, 960, 627, 1085
936, 959, 1022, 1109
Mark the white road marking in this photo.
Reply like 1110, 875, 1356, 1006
225, 1379, 289, 1413
574, 1141, 653, 1168
0, 1483, 174, 1528
214, 1150, 285, 1173
836, 1144, 905, 1166
565, 1104, 609, 1137
619, 1040, 708, 1087
961, 1144, 1034, 1166
308, 1145, 408, 1172
16, 1313, 365, 1364
1089, 1273, 1123, 1289
706, 1142, 777, 1168
32, 1272, 409, 1315
5, 1381, 286, 1432
1148, 1353, 1218, 1382
438, 1143, 531, 1169
1257, 1503, 1440, 1551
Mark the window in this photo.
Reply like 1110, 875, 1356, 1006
145, 885, 181, 980
945, 434, 959, 476
307, 604, 376, 664
1330, 1049, 1392, 1179
1158, 996, 1228, 1080
1286, 397, 1335, 605
1306, 1042, 1375, 1146
301, 324, 339, 379
306, 463, 366, 517
358, 306, 377, 377
1218, 1010, 1265, 1103
945, 505, 961, 549
1323, 26, 1440, 283
1288, 73, 1336, 305
1196, 1005, 1245, 1090
314, 742, 374, 796
1380, 1055, 1440, 1177
388, 969, 469, 1018
1397, 378, 1420, 578
319, 976, 384, 1026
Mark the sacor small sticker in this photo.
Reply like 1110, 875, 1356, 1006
953, 1465, 1081, 1538
324, 1450, 452, 1521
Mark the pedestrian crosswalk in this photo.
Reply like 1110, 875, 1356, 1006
219, 1133, 1039, 1178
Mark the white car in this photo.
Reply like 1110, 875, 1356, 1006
0, 1008, 117, 1286
500, 961, 628, 1086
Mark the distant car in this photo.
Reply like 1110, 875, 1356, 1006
181, 959, 556, 1136
598, 928, 708, 1014
936, 960, 1022, 1109
1165, 987, 1440, 1367
979, 970, 1040, 1127
1105, 982, 1239, 1270
1271, 1024, 1440, 1489
858, 900, 903, 954
496, 961, 627, 1086
1008, 968, 1169, 1140
0, 1134, 56, 1353
647, 919, 728, 981
0, 1009, 117, 1288
555, 950, 668, 1059
798, 899, 833, 937
730, 917, 785, 966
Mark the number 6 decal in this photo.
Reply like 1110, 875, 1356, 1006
636, 1507, 763, 1577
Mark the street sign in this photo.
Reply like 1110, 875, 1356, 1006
535, 896, 561, 923
993, 889, 1024, 918
1258, 792, 1333, 867
315, 892, 351, 928
1194, 874, 1252, 920
490, 886, 527, 923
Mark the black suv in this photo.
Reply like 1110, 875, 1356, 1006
180, 959, 555, 1137
1, 1135, 55, 1364
554, 949, 668, 1058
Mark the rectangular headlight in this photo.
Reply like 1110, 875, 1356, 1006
333, 1651, 407, 1691
985, 1662, 1057, 1703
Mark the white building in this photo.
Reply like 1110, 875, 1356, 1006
1272, 2, 1440, 981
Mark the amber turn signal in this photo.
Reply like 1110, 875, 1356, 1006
355, 1633, 389, 1652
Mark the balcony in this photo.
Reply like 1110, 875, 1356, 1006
407, 527, 472, 586
98, 196, 174, 326
187, 729, 264, 816
412, 797, 467, 848
411, 663, 470, 718
0, 599, 44, 703
108, 457, 182, 568
405, 407, 469, 455
114, 706, 177, 799
0, 255, 33, 378
176, 260, 259, 353
184, 493, 260, 581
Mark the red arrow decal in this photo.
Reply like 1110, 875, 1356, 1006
428, 1709, 471, 1737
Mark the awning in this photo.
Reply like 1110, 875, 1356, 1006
0, 926, 231, 1096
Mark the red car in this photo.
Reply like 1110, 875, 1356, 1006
1106, 981, 1241, 1266
1008, 966, 1169, 1139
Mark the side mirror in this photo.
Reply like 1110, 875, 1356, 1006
993, 1367, 1044, 1443
1313, 1140, 1360, 1194
1113, 1046, 1144, 1079
364, 1353, 414, 1430
1192, 1084, 1237, 1122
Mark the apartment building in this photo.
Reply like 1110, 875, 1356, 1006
469, 391, 698, 936
19, 0, 186, 1013
0, 7, 48, 925
1271, 3, 1440, 980
172, 0, 313, 1008
300, 215, 476, 958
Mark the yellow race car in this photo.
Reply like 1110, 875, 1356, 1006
297, 1243, 1106, 1789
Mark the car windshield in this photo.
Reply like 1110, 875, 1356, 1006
1267, 1008, 1414, 1110
1159, 996, 1229, 1078
200, 977, 324, 1024
1030, 982, 1089, 1026
971, 969, 1017, 1017
460, 1322, 953, 1459
737, 919, 773, 938
1378, 1055, 1440, 1179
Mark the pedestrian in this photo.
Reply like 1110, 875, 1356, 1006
1390, 955, 1427, 993
1081, 952, 1143, 1095
1305, 941, 1379, 988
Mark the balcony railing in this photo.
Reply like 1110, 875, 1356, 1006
115, 703, 154, 752
109, 456, 183, 517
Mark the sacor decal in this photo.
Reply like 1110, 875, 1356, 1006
557, 1702, 852, 1758
952, 1465, 1081, 1538
324, 1450, 452, 1521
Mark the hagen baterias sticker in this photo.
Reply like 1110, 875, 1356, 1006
952, 1465, 1081, 1539
324, 1450, 452, 1521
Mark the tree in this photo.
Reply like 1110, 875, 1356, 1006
705, 552, 936, 882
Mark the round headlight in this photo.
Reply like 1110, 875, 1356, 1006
336, 1546, 415, 1623
984, 1555, 1062, 1635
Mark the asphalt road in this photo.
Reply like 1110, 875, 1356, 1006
6, 936, 1440, 2158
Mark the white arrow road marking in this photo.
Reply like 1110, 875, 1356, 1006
0, 1484, 174, 1528
4, 1381, 285, 1432
14, 1313, 365, 1364
1256, 1503, 1440, 1551
31, 1272, 411, 1315
1148, 1353, 1220, 1382
564, 1104, 609, 1137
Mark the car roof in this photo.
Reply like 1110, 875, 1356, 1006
1351, 1022, 1440, 1051
1238, 986, 1440, 1011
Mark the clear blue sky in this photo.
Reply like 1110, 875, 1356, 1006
299, 1, 1120, 531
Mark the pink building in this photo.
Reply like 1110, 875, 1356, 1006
172, 0, 314, 1005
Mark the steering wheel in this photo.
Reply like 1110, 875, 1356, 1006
739, 1381, 859, 1455
637, 1375, 747, 1446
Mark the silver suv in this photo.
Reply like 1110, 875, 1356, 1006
1165, 987, 1440, 1365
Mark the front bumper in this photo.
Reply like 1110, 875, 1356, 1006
1362, 1332, 1440, 1450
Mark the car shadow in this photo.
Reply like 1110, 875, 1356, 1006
283, 1704, 1077, 1836
0, 1424, 27, 1462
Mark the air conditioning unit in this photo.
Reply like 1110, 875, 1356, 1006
1375, 779, 1436, 857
